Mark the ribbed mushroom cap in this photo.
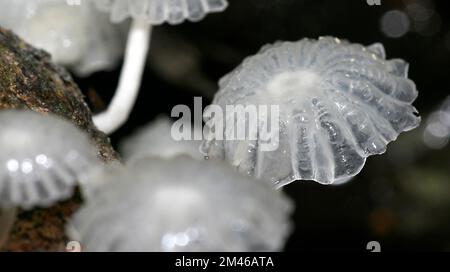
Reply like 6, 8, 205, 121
93, 0, 228, 24
0, 110, 100, 209
202, 37, 421, 187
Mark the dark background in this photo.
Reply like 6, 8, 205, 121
76, 0, 450, 251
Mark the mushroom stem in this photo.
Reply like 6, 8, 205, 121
0, 208, 17, 248
93, 18, 152, 134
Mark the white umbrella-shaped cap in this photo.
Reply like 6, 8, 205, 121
0, 0, 125, 77
94, 0, 228, 24
67, 156, 293, 252
202, 37, 421, 187
0, 110, 100, 209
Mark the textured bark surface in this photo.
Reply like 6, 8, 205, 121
0, 27, 118, 251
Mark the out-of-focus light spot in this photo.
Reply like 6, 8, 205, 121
21, 160, 34, 174
406, 3, 433, 21
380, 10, 410, 38
423, 97, 450, 149
161, 233, 176, 251
404, 1, 440, 37
6, 159, 19, 172
423, 125, 449, 149
413, 14, 441, 37
161, 230, 194, 251
62, 38, 72, 49
36, 154, 47, 165
175, 233, 189, 247
36, 154, 53, 168
427, 122, 449, 138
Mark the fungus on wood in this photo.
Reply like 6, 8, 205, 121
0, 27, 118, 251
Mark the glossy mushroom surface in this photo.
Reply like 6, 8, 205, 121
202, 37, 421, 187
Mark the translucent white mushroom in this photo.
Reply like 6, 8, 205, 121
120, 116, 203, 162
91, 0, 229, 134
0, 110, 100, 209
67, 156, 293, 252
0, 0, 125, 76
0, 110, 101, 247
94, 0, 229, 25
201, 37, 421, 187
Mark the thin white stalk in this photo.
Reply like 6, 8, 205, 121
0, 208, 17, 248
93, 18, 152, 134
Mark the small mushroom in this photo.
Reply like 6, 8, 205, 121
0, 0, 125, 76
202, 37, 421, 187
0, 110, 100, 247
91, 0, 229, 134
120, 116, 203, 162
94, 0, 229, 24
67, 156, 293, 252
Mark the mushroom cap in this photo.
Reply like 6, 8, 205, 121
67, 156, 293, 252
0, 110, 99, 209
0, 0, 125, 76
202, 37, 421, 187
120, 116, 203, 162
93, 0, 228, 25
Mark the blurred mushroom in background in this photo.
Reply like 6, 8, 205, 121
0, 0, 126, 76
68, 156, 293, 252
0, 110, 102, 248
120, 115, 204, 163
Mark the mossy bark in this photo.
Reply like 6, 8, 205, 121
0, 27, 118, 251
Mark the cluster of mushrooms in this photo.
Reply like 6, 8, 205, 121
0, 0, 420, 251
